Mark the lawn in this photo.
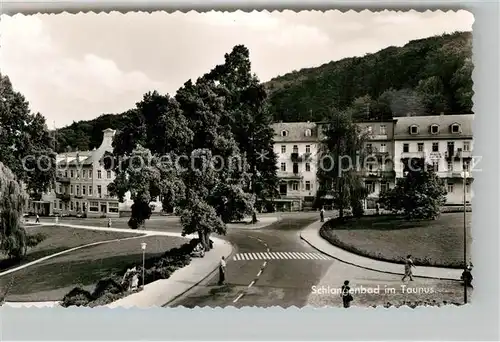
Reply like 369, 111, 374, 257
321, 213, 472, 268
0, 235, 188, 302
0, 225, 143, 272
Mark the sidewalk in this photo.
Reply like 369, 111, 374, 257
107, 238, 232, 308
300, 220, 462, 281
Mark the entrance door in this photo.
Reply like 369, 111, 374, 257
279, 183, 287, 196
100, 204, 107, 214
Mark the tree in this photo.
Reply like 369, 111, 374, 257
0, 162, 45, 260
379, 158, 447, 219
378, 88, 426, 117
0, 73, 56, 196
317, 111, 369, 219
201, 45, 279, 212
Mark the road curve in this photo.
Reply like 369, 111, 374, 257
168, 212, 334, 308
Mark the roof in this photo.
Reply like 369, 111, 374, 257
272, 122, 318, 142
393, 114, 474, 140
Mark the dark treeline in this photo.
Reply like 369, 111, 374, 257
54, 31, 473, 152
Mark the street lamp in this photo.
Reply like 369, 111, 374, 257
462, 169, 468, 304
140, 242, 147, 288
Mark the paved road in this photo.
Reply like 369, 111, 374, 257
168, 212, 334, 308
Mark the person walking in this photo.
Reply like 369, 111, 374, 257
35, 214, 40, 223
320, 207, 325, 222
218, 256, 226, 285
341, 280, 353, 308
402, 254, 416, 281
107, 218, 112, 228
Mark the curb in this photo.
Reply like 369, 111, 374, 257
299, 221, 461, 281
162, 238, 235, 307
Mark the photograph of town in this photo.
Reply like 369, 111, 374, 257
0, 10, 474, 309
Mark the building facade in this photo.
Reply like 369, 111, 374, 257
392, 114, 474, 205
28, 128, 120, 218
272, 122, 319, 211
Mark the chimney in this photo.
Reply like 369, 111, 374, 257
100, 128, 116, 149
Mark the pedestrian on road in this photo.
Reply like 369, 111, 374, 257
320, 207, 325, 222
341, 280, 353, 308
35, 214, 40, 223
55, 215, 59, 225
107, 218, 112, 228
402, 254, 416, 281
218, 256, 226, 286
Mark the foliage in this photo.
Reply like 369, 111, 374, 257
0, 73, 57, 196
379, 158, 447, 219
61, 287, 94, 307
0, 162, 45, 259
316, 111, 369, 218
266, 31, 472, 121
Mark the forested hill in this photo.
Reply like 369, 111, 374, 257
265, 31, 472, 122
53, 31, 473, 152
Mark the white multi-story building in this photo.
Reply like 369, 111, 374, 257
272, 122, 319, 211
393, 114, 474, 205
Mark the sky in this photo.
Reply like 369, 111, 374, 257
0, 10, 474, 128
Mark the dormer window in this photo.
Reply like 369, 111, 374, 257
409, 125, 419, 135
430, 124, 439, 134
451, 123, 461, 134
305, 129, 312, 137
281, 130, 288, 137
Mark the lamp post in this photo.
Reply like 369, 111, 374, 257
141, 242, 147, 288
463, 169, 468, 304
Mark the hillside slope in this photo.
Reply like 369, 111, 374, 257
54, 31, 473, 152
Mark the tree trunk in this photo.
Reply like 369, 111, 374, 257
204, 231, 211, 251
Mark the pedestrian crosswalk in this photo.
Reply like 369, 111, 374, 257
232, 252, 332, 261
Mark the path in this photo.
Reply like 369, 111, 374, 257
300, 219, 463, 280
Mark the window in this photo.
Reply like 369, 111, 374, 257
367, 126, 373, 134
447, 161, 453, 171
59, 201, 62, 210
281, 130, 288, 137
368, 163, 374, 171
447, 184, 454, 193
279, 184, 287, 195
97, 170, 102, 179
433, 161, 439, 172
403, 143, 409, 153
417, 143, 424, 152
430, 124, 439, 134
463, 161, 470, 172
292, 163, 299, 174
70, 170, 74, 178
305, 181, 311, 191
292, 182, 299, 191
305, 163, 311, 172
97, 185, 102, 195
305, 129, 312, 137
281, 145, 286, 153
380, 182, 388, 193
82, 186, 86, 195
463, 142, 470, 151
89, 171, 92, 179
292, 145, 298, 153
305, 145, 311, 154
451, 124, 461, 134
280, 163, 286, 172
380, 125, 386, 135
107, 170, 111, 179
365, 181, 375, 193
466, 184, 471, 193
89, 186, 93, 196
76, 185, 80, 195
410, 125, 419, 135
65, 170, 68, 177
70, 201, 74, 211
70, 185, 74, 195
83, 170, 87, 178
57, 184, 61, 193
432, 142, 439, 152
77, 171, 80, 179
380, 143, 386, 153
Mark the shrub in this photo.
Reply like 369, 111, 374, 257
61, 287, 94, 307
92, 278, 125, 298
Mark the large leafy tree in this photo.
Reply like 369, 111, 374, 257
0, 162, 45, 260
317, 111, 369, 218
201, 45, 279, 212
379, 158, 447, 219
0, 74, 56, 197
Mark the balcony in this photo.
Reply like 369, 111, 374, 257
360, 170, 396, 179
367, 134, 388, 140
56, 193, 71, 201
277, 171, 303, 180
456, 150, 472, 159
400, 151, 425, 159
56, 175, 70, 183
290, 152, 301, 162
